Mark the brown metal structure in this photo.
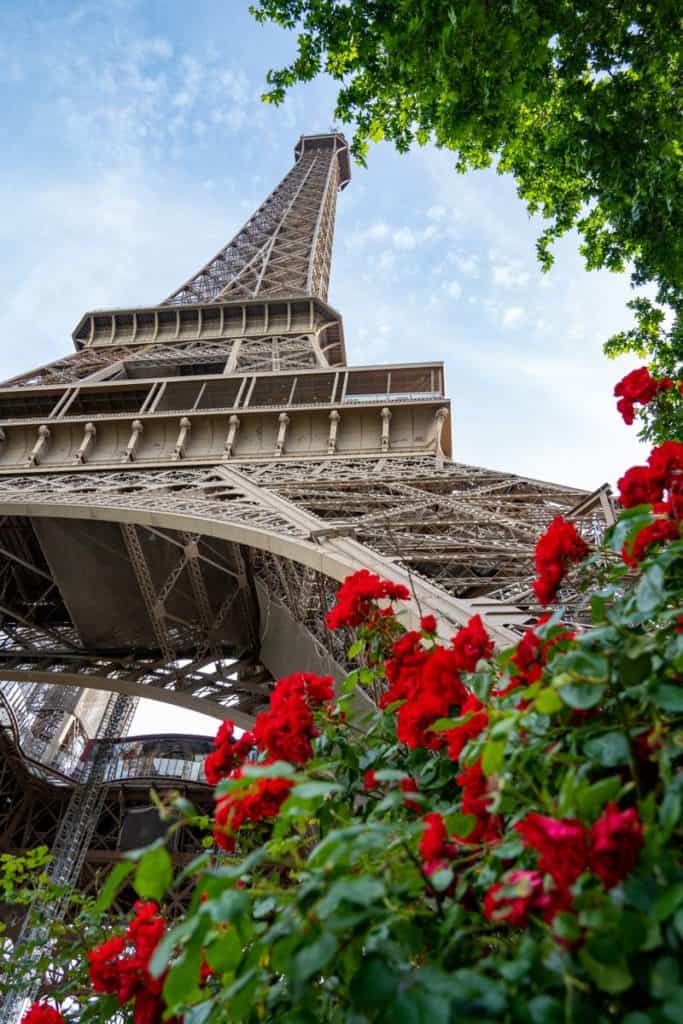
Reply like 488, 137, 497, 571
0, 132, 614, 945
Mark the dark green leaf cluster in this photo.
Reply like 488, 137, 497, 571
251, 0, 682, 368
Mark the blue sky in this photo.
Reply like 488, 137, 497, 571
0, 0, 649, 493
0, 0, 650, 735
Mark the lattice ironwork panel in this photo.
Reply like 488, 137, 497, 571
163, 135, 347, 306
0, 347, 142, 389
240, 455, 609, 613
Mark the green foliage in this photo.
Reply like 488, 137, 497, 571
6, 518, 682, 1021
251, 0, 682, 389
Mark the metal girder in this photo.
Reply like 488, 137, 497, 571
121, 523, 176, 661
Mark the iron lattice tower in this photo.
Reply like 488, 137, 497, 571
0, 133, 613, 936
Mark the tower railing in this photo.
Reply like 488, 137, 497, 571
0, 681, 211, 787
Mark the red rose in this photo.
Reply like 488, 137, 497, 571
617, 465, 664, 508
88, 936, 128, 996
253, 672, 335, 765
419, 812, 451, 865
614, 367, 658, 403
325, 569, 409, 630
648, 441, 683, 484
451, 615, 494, 671
21, 1005, 65, 1024
400, 776, 421, 811
132, 990, 165, 1024
213, 775, 293, 852
204, 721, 254, 785
126, 901, 165, 964
420, 614, 437, 634
589, 803, 643, 888
397, 688, 450, 750
614, 368, 672, 424
363, 769, 379, 791
533, 517, 589, 605
622, 517, 681, 566
445, 694, 488, 762
483, 870, 544, 926
381, 631, 428, 707
456, 758, 501, 844
393, 644, 469, 750
616, 396, 636, 424
515, 813, 589, 889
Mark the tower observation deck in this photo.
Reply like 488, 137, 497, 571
0, 132, 613, 910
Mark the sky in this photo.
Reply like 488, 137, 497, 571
0, 1, 650, 734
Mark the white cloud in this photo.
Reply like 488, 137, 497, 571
492, 262, 530, 288
454, 252, 479, 276
348, 220, 390, 246
427, 204, 446, 220
377, 250, 395, 271
447, 280, 462, 299
502, 306, 525, 327
132, 37, 173, 61
393, 226, 419, 250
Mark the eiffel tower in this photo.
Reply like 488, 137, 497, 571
0, 132, 613, 923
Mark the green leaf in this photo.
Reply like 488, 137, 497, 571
290, 781, 344, 800
429, 717, 461, 732
580, 949, 633, 994
652, 684, 683, 712
207, 888, 250, 926
148, 917, 197, 979
93, 860, 135, 913
347, 639, 365, 659
317, 876, 385, 918
373, 769, 410, 781
205, 926, 243, 973
556, 649, 609, 682
351, 956, 401, 1012
291, 931, 338, 984
482, 738, 505, 775
636, 564, 666, 613
528, 996, 563, 1023
450, 969, 506, 1014
653, 883, 683, 923
558, 680, 606, 709
134, 845, 173, 903
584, 732, 630, 766
239, 761, 296, 779
534, 688, 563, 714
575, 775, 622, 818
429, 868, 454, 892
182, 1002, 213, 1024
650, 956, 680, 999
444, 812, 477, 837
163, 930, 203, 1009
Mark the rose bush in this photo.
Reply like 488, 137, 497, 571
4, 440, 683, 1023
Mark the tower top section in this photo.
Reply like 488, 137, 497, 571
162, 131, 350, 308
